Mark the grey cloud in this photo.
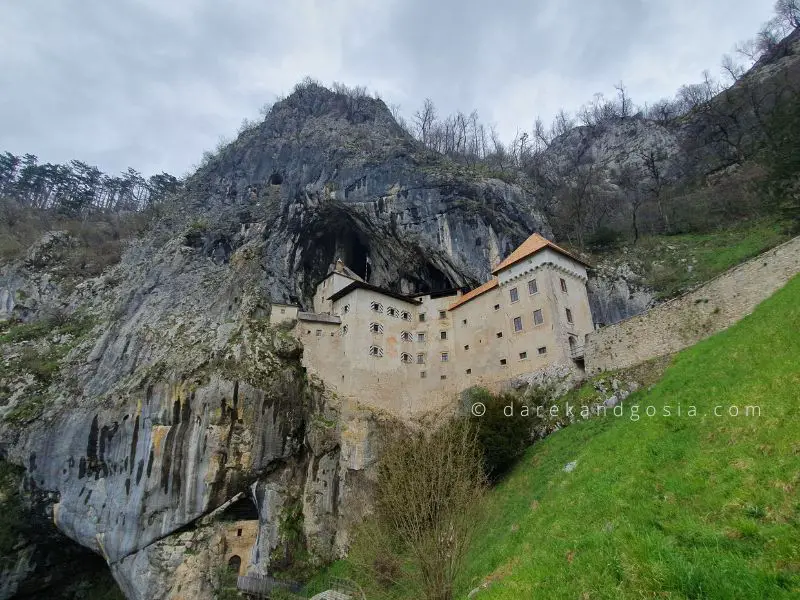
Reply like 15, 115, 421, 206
0, 0, 777, 177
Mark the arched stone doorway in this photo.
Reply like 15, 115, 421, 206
228, 555, 242, 574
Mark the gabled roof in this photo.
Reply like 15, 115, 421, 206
491, 233, 590, 274
327, 280, 422, 305
323, 264, 364, 282
448, 278, 498, 311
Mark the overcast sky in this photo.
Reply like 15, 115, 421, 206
0, 0, 776, 178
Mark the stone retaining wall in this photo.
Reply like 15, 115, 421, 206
584, 235, 800, 372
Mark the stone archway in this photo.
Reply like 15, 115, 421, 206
228, 555, 242, 574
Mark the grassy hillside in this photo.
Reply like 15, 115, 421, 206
457, 274, 800, 599
591, 218, 792, 300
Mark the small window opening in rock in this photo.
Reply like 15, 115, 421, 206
237, 528, 242, 537
268, 173, 283, 185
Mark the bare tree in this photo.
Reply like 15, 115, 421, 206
615, 82, 633, 119
641, 149, 671, 232
372, 419, 487, 600
721, 54, 746, 83
774, 0, 800, 29
414, 99, 438, 147
615, 165, 645, 242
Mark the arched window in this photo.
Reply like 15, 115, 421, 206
400, 331, 413, 342
369, 345, 384, 357
400, 352, 413, 363
369, 322, 384, 334
370, 301, 383, 313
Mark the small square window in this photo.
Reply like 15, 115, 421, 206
538, 346, 547, 355
560, 278, 568, 293
441, 352, 449, 362
440, 374, 447, 380
464, 344, 470, 351
494, 304, 500, 311
465, 368, 472, 374
528, 279, 538, 295
418, 332, 426, 342
510, 287, 519, 303
462, 319, 467, 325
566, 308, 574, 324
440, 330, 447, 340
439, 310, 447, 319
513, 316, 522, 332
417, 353, 426, 364
280, 308, 286, 314
500, 358, 507, 365
420, 371, 427, 378
496, 331, 503, 338
519, 351, 527, 360
315, 329, 322, 336
533, 309, 544, 325
419, 313, 426, 322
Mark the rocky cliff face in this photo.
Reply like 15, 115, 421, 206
0, 84, 555, 599
177, 82, 551, 304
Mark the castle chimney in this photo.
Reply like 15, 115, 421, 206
335, 258, 344, 273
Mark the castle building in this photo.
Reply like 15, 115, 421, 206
273, 233, 593, 415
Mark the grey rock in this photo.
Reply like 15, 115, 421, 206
563, 461, 578, 473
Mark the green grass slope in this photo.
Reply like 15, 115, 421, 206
460, 274, 800, 599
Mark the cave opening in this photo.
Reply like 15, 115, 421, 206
221, 496, 260, 521
268, 172, 283, 185
300, 209, 372, 295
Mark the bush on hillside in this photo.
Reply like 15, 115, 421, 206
467, 388, 534, 481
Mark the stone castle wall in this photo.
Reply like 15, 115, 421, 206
584, 235, 800, 372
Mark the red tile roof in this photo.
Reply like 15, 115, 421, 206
491, 232, 589, 274
448, 278, 498, 311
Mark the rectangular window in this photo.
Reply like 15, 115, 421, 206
439, 310, 446, 319
513, 316, 523, 332
464, 344, 470, 351
494, 304, 500, 311
528, 279, 538, 295
566, 308, 574, 323
466, 368, 472, 374
462, 319, 467, 325
419, 313, 426, 322
315, 329, 322, 336
519, 351, 528, 359
280, 308, 286, 314
500, 358, 507, 365
417, 332, 426, 342
420, 371, 427, 378
560, 278, 568, 293
510, 287, 519, 303
533, 309, 544, 325
417, 353, 426, 364
441, 352, 449, 362
496, 331, 503, 338
440, 374, 447, 380
538, 346, 547, 355
440, 330, 447, 340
